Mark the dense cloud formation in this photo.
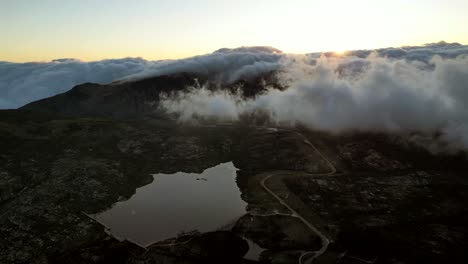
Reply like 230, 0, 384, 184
213, 46, 283, 54
2, 42, 468, 152
124, 46, 283, 83
0, 46, 284, 108
3, 43, 466, 109
160, 42, 468, 152
0, 58, 150, 109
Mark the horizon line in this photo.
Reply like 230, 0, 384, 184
2, 40, 466, 64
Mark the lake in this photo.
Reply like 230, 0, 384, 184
93, 162, 248, 247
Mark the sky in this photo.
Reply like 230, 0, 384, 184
1, 0, 467, 62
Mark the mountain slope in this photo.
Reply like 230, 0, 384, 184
21, 71, 282, 118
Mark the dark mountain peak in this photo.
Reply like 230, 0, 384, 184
20, 71, 283, 119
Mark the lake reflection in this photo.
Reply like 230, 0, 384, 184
93, 162, 247, 247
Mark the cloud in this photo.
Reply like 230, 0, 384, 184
124, 46, 283, 83
314, 41, 468, 64
2, 42, 468, 151
213, 46, 283, 54
0, 58, 150, 109
161, 43, 468, 152
0, 46, 284, 109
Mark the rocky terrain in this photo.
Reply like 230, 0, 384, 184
1, 73, 467, 264
0, 108, 326, 263
284, 131, 468, 263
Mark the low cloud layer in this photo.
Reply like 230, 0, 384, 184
2, 42, 468, 152
3, 42, 467, 109
0, 46, 283, 109
161, 43, 468, 152
123, 46, 283, 83
0, 58, 150, 109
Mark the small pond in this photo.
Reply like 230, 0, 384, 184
93, 162, 248, 247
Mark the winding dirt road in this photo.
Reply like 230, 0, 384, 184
84, 125, 339, 263
258, 131, 337, 264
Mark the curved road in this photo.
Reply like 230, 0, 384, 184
85, 125, 339, 264
258, 131, 337, 264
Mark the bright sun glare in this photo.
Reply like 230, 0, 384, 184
333, 49, 346, 55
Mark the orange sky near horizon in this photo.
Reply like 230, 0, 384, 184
1, 0, 467, 62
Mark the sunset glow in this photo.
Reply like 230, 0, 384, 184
1, 0, 467, 62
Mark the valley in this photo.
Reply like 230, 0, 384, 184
1, 108, 466, 263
